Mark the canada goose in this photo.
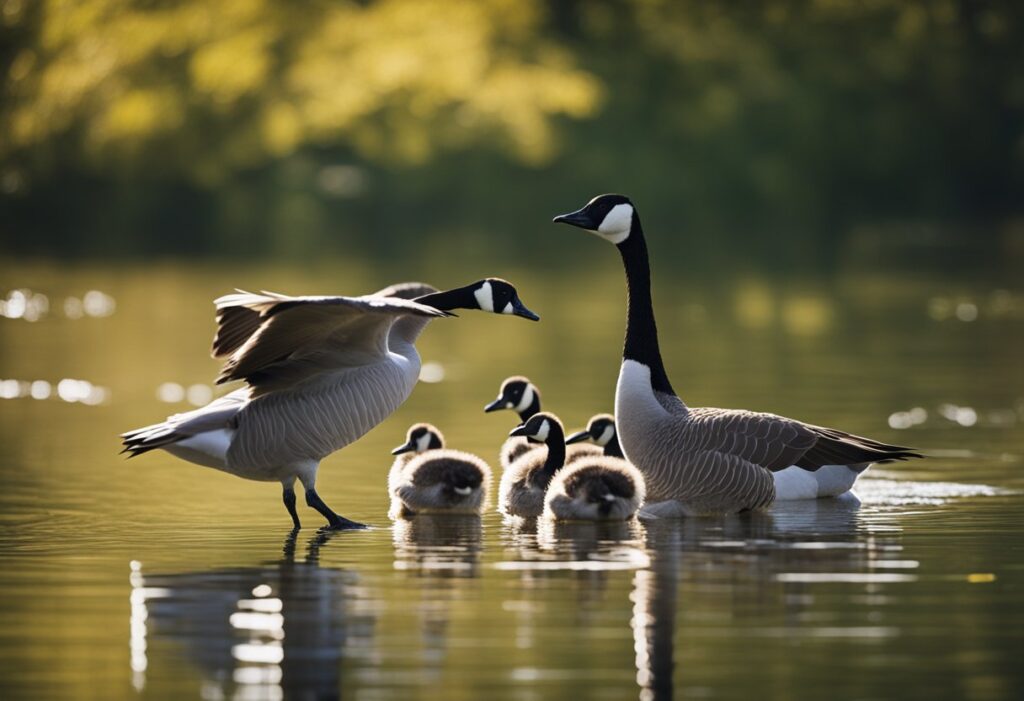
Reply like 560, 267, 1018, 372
121, 279, 538, 530
387, 422, 444, 495
543, 456, 645, 521
565, 413, 625, 458
484, 376, 601, 468
498, 411, 572, 519
553, 195, 921, 515
388, 424, 492, 518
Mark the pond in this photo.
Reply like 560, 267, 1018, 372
1, 259, 1022, 700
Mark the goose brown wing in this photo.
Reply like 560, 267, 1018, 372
683, 407, 819, 472
211, 282, 440, 359
214, 292, 450, 387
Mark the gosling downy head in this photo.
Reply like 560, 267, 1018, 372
391, 423, 445, 455
553, 194, 637, 245
508, 411, 561, 445
483, 376, 541, 416
566, 414, 617, 448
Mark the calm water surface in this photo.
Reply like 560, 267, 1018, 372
1, 260, 1022, 700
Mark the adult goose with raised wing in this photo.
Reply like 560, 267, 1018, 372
122, 279, 538, 529
553, 195, 921, 515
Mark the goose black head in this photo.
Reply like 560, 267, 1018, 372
565, 413, 617, 447
483, 376, 540, 415
391, 423, 445, 455
509, 411, 563, 445
553, 194, 636, 245
473, 278, 539, 320
416, 278, 539, 320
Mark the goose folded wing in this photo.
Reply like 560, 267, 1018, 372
216, 293, 450, 386
682, 407, 819, 472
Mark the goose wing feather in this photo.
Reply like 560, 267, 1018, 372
684, 407, 818, 472
215, 292, 450, 387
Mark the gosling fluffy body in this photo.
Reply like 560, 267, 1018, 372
544, 457, 645, 521
388, 423, 491, 519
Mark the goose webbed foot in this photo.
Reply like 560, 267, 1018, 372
283, 487, 301, 529
305, 488, 368, 531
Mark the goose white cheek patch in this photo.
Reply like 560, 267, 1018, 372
533, 419, 550, 442
596, 425, 615, 446
474, 282, 495, 312
416, 433, 432, 452
597, 204, 633, 244
514, 385, 535, 414
502, 302, 513, 314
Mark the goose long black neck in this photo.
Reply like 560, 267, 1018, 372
617, 216, 675, 395
604, 433, 624, 459
517, 393, 541, 424
536, 426, 566, 485
415, 286, 471, 312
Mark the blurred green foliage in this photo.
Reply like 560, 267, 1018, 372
1, 0, 1022, 271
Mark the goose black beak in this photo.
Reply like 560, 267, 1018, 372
391, 440, 417, 455
552, 208, 594, 230
509, 425, 530, 438
565, 429, 591, 445
511, 298, 540, 322
483, 397, 508, 413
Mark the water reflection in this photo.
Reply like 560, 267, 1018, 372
129, 531, 372, 700
391, 515, 484, 682
631, 499, 889, 701
391, 514, 484, 577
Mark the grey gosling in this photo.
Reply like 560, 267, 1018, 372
387, 422, 444, 495
565, 413, 625, 458
554, 194, 921, 515
543, 457, 645, 522
122, 279, 537, 530
388, 423, 492, 518
498, 411, 570, 519
484, 376, 600, 469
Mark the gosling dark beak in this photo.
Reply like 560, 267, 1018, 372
484, 397, 508, 413
391, 440, 416, 455
509, 425, 530, 438
552, 208, 594, 229
511, 297, 540, 322
565, 429, 592, 445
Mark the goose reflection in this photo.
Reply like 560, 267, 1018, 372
391, 514, 484, 681
129, 531, 373, 700
631, 497, 900, 701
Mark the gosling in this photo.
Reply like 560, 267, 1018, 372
484, 376, 600, 469
388, 424, 491, 519
498, 411, 571, 519
565, 413, 625, 458
543, 457, 645, 522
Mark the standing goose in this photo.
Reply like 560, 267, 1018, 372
498, 412, 570, 519
543, 456, 645, 522
388, 424, 492, 518
553, 195, 921, 515
484, 376, 601, 468
565, 413, 625, 459
121, 278, 538, 530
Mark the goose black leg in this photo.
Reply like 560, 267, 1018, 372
283, 487, 301, 530
305, 488, 367, 530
